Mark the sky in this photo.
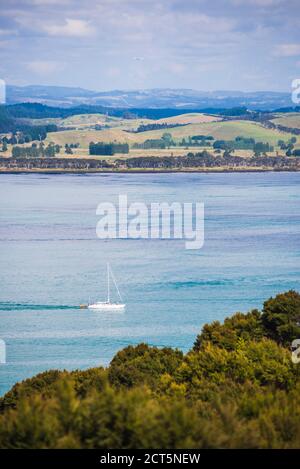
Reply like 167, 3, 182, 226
0, 0, 300, 92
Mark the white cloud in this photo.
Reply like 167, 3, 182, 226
26, 60, 63, 75
43, 18, 95, 37
274, 44, 300, 57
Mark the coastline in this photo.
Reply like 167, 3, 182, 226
0, 167, 299, 174
1, 154, 299, 174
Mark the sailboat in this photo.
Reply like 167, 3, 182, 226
88, 263, 125, 310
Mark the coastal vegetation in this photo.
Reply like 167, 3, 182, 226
1, 151, 299, 172
0, 290, 300, 448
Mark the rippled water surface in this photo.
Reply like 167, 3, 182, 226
0, 172, 299, 395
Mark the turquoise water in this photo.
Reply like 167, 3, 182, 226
0, 172, 299, 395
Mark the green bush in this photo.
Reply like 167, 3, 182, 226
108, 343, 183, 388
261, 290, 300, 346
193, 309, 263, 351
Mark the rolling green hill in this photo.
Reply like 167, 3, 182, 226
271, 113, 300, 129
46, 119, 294, 149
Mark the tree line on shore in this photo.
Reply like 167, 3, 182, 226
114, 152, 300, 170
2, 150, 300, 171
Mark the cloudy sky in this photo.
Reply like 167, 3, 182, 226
0, 0, 299, 92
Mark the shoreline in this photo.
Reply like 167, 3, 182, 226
1, 154, 299, 174
0, 167, 299, 174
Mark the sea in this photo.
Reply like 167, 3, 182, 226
0, 172, 299, 395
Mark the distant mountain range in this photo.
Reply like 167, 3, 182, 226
6, 85, 293, 110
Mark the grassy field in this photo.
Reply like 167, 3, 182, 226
39, 112, 219, 130
137, 120, 293, 145
45, 119, 294, 150
60, 113, 119, 128
155, 113, 220, 124
58, 112, 220, 128
271, 113, 300, 129
59, 114, 154, 130
46, 128, 137, 146
28, 114, 154, 130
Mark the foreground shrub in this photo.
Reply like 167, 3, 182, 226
108, 343, 183, 388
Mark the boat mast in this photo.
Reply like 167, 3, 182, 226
107, 262, 110, 303
109, 265, 123, 303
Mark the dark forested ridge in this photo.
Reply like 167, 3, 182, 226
0, 102, 217, 134
3, 102, 299, 123
1, 290, 300, 449
1, 102, 200, 126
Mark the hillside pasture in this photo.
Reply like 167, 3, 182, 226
155, 112, 221, 125
130, 120, 294, 146
271, 113, 300, 129
33, 111, 220, 130
46, 128, 139, 147
46, 119, 294, 151
59, 114, 153, 130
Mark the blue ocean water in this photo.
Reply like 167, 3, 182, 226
0, 172, 299, 396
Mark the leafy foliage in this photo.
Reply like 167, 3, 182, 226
89, 142, 129, 155
261, 290, 300, 346
193, 309, 263, 351
109, 344, 183, 388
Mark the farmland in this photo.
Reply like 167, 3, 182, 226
271, 113, 300, 129
1, 109, 300, 169
42, 114, 295, 151
132, 120, 293, 145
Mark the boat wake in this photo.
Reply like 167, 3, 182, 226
0, 302, 79, 311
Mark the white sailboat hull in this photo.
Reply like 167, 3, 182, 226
88, 302, 125, 311
88, 263, 125, 311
